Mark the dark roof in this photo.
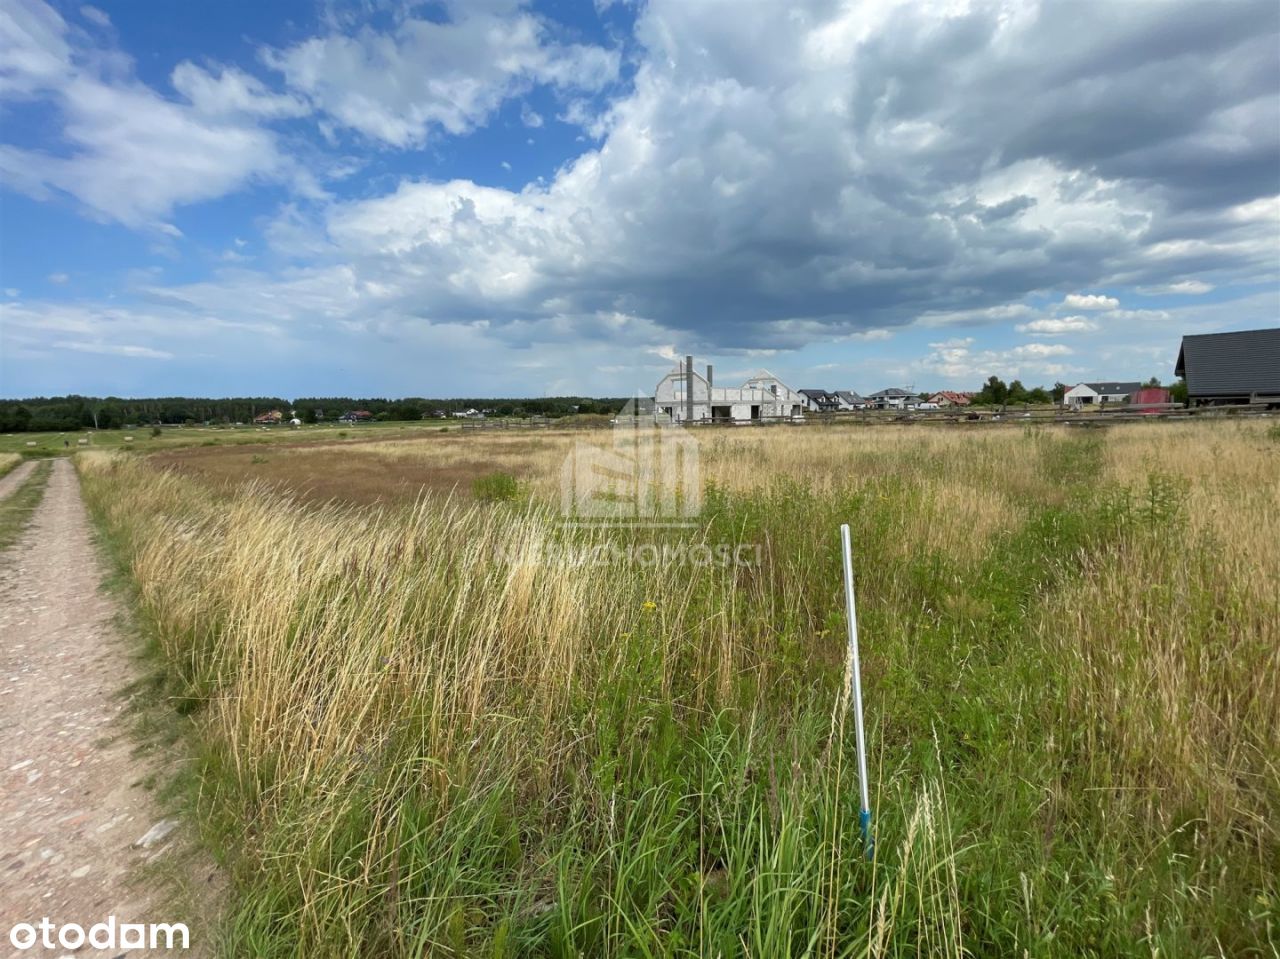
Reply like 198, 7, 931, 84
799, 389, 832, 399
868, 387, 912, 397
1175, 328, 1280, 397
835, 390, 863, 402
1084, 381, 1142, 395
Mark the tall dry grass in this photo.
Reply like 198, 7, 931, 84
77, 420, 1279, 956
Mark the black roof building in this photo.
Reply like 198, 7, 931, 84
800, 389, 841, 411
1175, 328, 1280, 404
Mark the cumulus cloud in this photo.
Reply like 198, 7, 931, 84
261, 7, 619, 147
0, 0, 299, 228
47, 271, 69, 284
4, 0, 1278, 392
923, 337, 1075, 380
1062, 293, 1120, 310
251, 0, 1276, 353
171, 62, 308, 119
1017, 316, 1100, 335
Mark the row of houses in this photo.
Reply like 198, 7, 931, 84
799, 388, 976, 411
659, 327, 1278, 420
653, 357, 979, 421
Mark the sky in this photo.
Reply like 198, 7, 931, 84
0, 0, 1277, 400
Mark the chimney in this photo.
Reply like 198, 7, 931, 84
706, 364, 713, 391
685, 355, 695, 424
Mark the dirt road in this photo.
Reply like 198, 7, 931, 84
0, 459, 199, 957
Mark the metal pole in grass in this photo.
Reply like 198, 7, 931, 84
840, 523, 874, 857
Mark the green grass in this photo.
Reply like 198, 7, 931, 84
0, 460, 52, 552
0, 419, 458, 457
472, 471, 522, 502
75, 426, 1279, 957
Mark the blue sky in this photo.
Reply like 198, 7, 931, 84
1, 0, 1277, 399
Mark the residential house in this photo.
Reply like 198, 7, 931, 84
252, 410, 283, 424
799, 389, 842, 412
339, 410, 374, 423
1174, 328, 1280, 405
654, 358, 808, 422
834, 390, 867, 410
1061, 382, 1141, 408
867, 388, 922, 410
927, 391, 973, 407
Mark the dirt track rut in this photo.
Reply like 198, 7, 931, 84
0, 461, 36, 501
0, 459, 195, 957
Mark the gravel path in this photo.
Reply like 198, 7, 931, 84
0, 459, 197, 957
0, 461, 36, 501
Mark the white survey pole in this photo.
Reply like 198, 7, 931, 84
840, 523, 873, 855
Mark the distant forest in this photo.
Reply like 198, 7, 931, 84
0, 395, 630, 432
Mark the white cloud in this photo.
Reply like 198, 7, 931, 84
262, 8, 619, 148
54, 340, 173, 359
520, 103, 544, 128
0, 0, 301, 229
917, 303, 1037, 328
79, 5, 109, 28
1062, 293, 1120, 310
5, 0, 1278, 395
171, 62, 308, 119
1016, 316, 1099, 335
922, 337, 1075, 381
1137, 279, 1214, 295
47, 271, 69, 284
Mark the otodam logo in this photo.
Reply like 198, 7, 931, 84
8, 916, 190, 952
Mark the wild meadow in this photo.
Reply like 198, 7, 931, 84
77, 421, 1278, 957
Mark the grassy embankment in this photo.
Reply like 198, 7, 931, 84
0, 460, 52, 551
77, 422, 1278, 956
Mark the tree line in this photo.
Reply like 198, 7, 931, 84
0, 395, 629, 432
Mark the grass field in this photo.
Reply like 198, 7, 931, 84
77, 421, 1278, 957
0, 419, 463, 457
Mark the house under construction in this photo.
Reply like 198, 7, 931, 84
653, 356, 810, 423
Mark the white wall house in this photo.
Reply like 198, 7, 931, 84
654, 362, 809, 422
1062, 381, 1141, 408
867, 388, 922, 410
